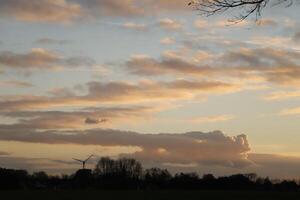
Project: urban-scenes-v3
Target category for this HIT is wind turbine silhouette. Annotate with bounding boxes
[73,154,94,169]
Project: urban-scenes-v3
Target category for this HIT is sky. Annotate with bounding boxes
[0,0,300,179]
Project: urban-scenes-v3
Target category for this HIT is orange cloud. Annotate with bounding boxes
[279,106,300,116]
[264,90,300,101]
[188,115,235,123]
[0,80,240,111]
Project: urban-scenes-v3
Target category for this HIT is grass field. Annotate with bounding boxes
[1,190,300,200]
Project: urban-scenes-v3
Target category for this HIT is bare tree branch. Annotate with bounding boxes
[188,0,297,22]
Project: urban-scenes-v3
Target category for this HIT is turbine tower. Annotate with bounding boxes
[73,154,94,169]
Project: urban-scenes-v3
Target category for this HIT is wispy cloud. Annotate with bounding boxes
[264,90,300,101]
[122,22,148,31]
[35,38,72,45]
[279,106,300,116]
[188,115,235,123]
[0,80,240,111]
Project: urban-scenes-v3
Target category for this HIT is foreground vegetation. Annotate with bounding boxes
[1,190,300,200]
[1,157,299,192]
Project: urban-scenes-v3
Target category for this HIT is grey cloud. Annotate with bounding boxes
[1,106,156,129]
[0,49,94,71]
[85,117,108,124]
[247,154,300,179]
[127,47,300,88]
[35,38,72,45]
[2,153,300,179]
[292,32,300,43]
[0,156,78,173]
[156,153,300,179]
[0,0,190,23]
[79,0,189,18]
[0,80,33,88]
[220,48,300,87]
[0,0,82,23]
[0,151,10,156]
[126,56,212,76]
[0,128,251,168]
[81,0,144,17]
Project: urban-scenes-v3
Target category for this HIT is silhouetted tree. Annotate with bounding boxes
[1,158,300,191]
[171,173,200,189]
[94,157,142,179]
[94,157,143,189]
[94,157,115,176]
[115,158,143,179]
[144,168,172,189]
[202,174,215,181]
[0,168,29,189]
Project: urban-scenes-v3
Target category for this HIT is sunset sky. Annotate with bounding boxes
[1,0,300,179]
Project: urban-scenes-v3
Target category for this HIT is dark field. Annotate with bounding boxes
[1,190,300,200]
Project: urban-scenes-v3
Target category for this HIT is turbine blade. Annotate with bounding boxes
[73,158,84,162]
[85,154,94,162]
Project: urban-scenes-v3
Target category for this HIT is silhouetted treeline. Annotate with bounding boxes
[0,157,299,191]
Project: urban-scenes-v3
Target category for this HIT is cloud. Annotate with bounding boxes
[35,38,72,45]
[194,18,253,30]
[188,115,235,123]
[85,117,108,124]
[257,19,278,27]
[292,31,300,43]
[126,47,300,88]
[81,0,144,17]
[0,0,82,23]
[126,55,212,76]
[0,156,77,173]
[160,37,176,45]
[215,20,250,28]
[1,105,160,129]
[194,19,208,29]
[122,22,147,31]
[126,52,255,79]
[158,18,183,31]
[0,151,10,156]
[80,0,189,18]
[247,154,300,179]
[0,80,240,111]
[0,48,94,71]
[0,128,251,168]
[0,0,191,23]
[264,90,300,101]
[220,48,300,87]
[279,106,300,116]
[0,80,33,88]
